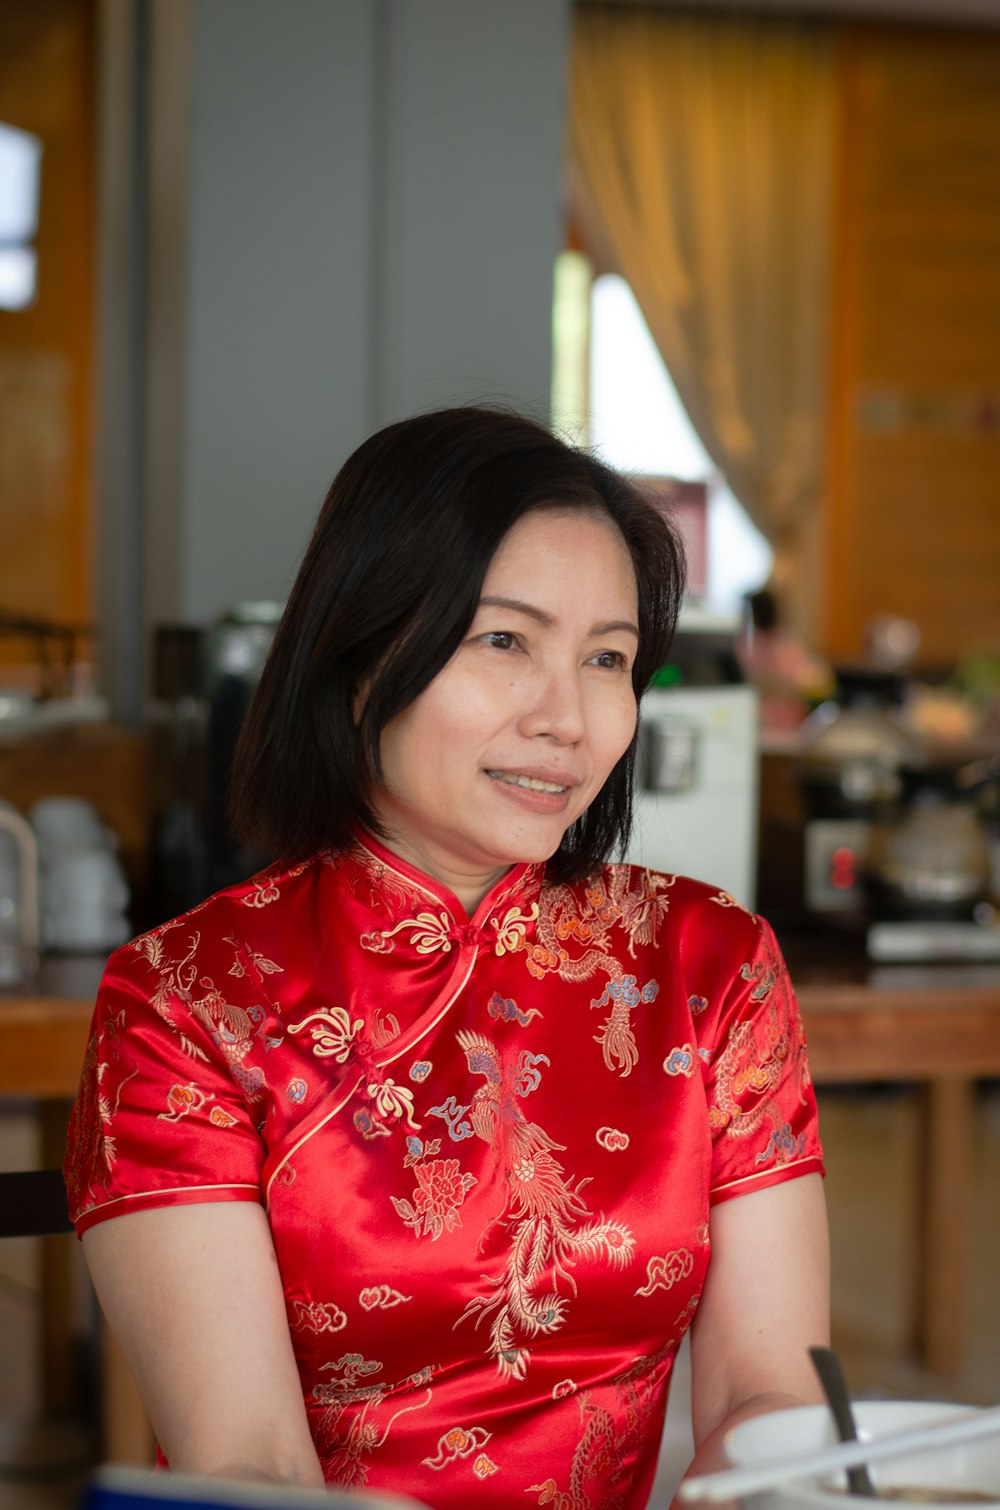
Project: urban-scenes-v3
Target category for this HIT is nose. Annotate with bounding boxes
[517,669,586,744]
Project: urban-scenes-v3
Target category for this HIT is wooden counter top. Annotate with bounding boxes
[3,944,1000,1098]
[0,955,103,1097]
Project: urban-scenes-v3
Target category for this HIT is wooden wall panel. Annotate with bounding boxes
[0,0,95,670]
[825,28,1000,666]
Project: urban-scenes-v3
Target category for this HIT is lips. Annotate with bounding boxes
[485,767,583,796]
[487,771,568,794]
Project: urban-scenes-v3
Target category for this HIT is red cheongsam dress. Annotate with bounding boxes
[65,835,824,1509]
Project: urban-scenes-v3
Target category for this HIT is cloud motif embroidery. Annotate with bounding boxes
[290,1299,347,1333]
[552,1379,577,1399]
[596,1126,630,1152]
[635,1249,694,1297]
[663,1045,696,1077]
[359,1285,412,1310]
[422,1425,492,1470]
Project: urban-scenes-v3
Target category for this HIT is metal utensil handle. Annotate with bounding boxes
[677,1404,1000,1504]
[809,1346,878,1498]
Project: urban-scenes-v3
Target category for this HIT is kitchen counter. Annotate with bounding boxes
[0,954,104,1097]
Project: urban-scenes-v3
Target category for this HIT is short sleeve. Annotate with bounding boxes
[698,913,824,1206]
[64,935,266,1237]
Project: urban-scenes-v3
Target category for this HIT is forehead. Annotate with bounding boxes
[483,507,637,595]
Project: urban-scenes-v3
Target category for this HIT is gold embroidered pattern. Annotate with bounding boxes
[359,1285,412,1310]
[360,910,454,956]
[288,1006,363,1062]
[634,1249,694,1297]
[455,1031,634,1381]
[422,1424,492,1470]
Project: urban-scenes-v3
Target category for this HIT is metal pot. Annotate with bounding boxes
[797,669,924,818]
[864,766,994,920]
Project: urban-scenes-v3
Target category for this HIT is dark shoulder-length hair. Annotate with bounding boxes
[228,406,686,884]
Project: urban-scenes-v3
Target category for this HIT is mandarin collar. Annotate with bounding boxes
[350,831,542,926]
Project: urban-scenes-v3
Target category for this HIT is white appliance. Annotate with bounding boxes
[625,684,759,909]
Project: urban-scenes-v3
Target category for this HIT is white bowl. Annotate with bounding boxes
[725,1401,1000,1510]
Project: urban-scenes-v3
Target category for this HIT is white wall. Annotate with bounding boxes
[133,0,570,635]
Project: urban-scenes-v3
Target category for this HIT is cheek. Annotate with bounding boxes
[595,691,638,774]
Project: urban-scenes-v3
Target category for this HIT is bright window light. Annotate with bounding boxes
[0,120,42,311]
[587,272,773,614]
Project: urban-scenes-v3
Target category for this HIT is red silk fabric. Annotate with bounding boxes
[65,837,823,1507]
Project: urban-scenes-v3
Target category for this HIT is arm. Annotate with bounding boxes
[684,1172,830,1482]
[83,1201,325,1487]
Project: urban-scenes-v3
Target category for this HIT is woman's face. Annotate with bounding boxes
[374,507,640,911]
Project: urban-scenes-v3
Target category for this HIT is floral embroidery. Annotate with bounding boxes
[359,1285,412,1310]
[491,902,539,956]
[455,1030,635,1381]
[634,1249,694,1297]
[663,1045,696,1077]
[288,1005,363,1062]
[403,1134,442,1167]
[364,1077,419,1129]
[487,991,541,1027]
[287,1078,307,1103]
[596,1126,629,1152]
[360,910,454,956]
[422,1424,492,1470]
[391,1157,477,1240]
[291,1300,347,1333]
[688,993,708,1014]
[409,1059,433,1081]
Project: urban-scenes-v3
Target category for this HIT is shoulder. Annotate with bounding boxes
[537,864,765,973]
[569,863,761,935]
[109,853,330,983]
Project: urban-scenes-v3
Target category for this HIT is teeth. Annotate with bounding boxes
[490,771,567,794]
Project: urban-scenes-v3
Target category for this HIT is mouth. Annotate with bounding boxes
[485,770,573,795]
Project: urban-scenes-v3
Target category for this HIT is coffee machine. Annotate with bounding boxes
[797,668,1000,959]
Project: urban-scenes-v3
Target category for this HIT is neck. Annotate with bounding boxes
[367,830,513,916]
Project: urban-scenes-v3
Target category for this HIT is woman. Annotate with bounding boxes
[65,408,828,1508]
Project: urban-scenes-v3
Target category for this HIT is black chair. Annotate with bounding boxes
[0,1167,73,1237]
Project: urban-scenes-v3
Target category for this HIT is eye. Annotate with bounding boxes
[590,649,630,671]
[479,631,519,651]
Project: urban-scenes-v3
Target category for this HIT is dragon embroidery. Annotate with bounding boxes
[455,1030,634,1381]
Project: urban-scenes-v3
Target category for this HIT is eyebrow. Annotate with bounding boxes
[478,595,640,640]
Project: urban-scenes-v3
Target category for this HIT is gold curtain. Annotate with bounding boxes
[570,8,836,627]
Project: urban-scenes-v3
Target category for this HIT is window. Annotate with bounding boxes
[553,253,772,614]
[0,121,42,311]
